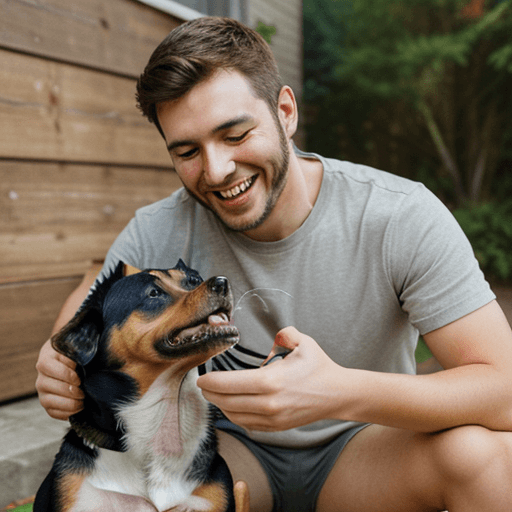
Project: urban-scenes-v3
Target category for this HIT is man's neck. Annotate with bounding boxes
[243,152,323,242]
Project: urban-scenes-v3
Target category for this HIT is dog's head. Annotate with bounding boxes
[51,260,239,449]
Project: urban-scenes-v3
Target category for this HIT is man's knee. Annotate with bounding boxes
[429,425,512,486]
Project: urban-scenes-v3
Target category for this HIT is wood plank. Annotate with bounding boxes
[0,0,180,78]
[0,277,82,402]
[0,161,183,282]
[0,49,172,165]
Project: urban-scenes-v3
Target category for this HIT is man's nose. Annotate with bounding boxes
[202,145,235,185]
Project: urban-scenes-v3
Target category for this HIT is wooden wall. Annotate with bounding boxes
[0,0,182,402]
[248,0,304,145]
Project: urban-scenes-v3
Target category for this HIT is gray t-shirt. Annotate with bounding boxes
[103,151,495,447]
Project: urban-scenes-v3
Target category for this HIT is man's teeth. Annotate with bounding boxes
[219,177,254,199]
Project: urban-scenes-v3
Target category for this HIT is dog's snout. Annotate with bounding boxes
[208,276,229,296]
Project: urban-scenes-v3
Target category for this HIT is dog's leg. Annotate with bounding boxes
[188,482,230,512]
[56,473,87,511]
[64,478,158,511]
[174,480,248,512]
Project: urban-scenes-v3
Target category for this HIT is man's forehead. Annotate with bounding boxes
[156,70,266,140]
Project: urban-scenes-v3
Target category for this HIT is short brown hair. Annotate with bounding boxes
[136,17,283,137]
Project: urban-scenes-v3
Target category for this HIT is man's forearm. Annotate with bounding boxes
[339,364,512,433]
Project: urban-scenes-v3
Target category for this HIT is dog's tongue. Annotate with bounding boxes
[207,312,230,326]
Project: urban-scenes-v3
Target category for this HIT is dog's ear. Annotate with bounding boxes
[51,261,129,366]
[51,307,102,367]
[175,258,188,272]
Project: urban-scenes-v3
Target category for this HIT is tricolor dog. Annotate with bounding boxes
[34,260,243,512]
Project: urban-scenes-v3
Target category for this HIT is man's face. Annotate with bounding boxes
[156,70,290,235]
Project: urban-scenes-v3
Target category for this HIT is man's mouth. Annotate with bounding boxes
[215,175,257,200]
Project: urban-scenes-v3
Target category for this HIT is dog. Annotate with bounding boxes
[34,260,245,512]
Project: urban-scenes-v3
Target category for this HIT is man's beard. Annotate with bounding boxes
[184,121,290,234]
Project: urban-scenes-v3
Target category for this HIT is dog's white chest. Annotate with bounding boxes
[83,369,212,512]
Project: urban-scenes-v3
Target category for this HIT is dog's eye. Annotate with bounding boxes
[183,273,203,290]
[148,288,162,298]
[188,275,202,287]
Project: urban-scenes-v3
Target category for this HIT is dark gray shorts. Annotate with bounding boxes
[216,420,370,512]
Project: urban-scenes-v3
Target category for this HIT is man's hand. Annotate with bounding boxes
[197,326,345,432]
[35,338,84,420]
[35,263,102,420]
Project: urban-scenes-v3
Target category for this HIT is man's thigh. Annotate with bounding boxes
[316,424,447,512]
[317,423,512,512]
[217,430,274,512]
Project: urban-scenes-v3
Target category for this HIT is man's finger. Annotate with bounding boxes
[55,352,78,371]
[274,326,301,350]
[40,394,84,420]
[36,358,81,388]
[197,368,264,395]
[38,376,84,400]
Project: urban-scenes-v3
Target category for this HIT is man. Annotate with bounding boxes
[36,17,512,511]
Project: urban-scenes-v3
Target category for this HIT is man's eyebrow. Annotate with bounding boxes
[166,114,254,153]
[212,114,254,133]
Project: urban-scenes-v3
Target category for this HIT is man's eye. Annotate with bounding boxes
[227,130,250,143]
[176,148,198,159]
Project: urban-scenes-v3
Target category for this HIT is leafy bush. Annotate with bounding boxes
[453,201,512,282]
[303,0,512,207]
[415,337,432,363]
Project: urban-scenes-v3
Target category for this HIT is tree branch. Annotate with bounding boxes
[417,100,466,202]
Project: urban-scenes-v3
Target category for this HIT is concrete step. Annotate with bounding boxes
[0,397,67,508]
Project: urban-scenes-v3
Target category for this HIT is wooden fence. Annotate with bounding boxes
[0,0,183,401]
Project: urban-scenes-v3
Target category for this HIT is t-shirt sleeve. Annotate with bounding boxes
[101,217,144,277]
[385,184,495,334]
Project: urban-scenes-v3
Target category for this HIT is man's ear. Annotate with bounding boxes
[277,85,298,139]
[51,307,102,367]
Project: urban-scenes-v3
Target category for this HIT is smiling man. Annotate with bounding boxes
[36,17,512,512]
[156,70,297,239]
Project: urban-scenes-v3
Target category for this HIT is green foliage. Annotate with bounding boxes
[9,505,32,512]
[489,43,512,71]
[303,0,512,206]
[415,337,433,363]
[453,200,512,281]
[255,21,276,44]
[332,0,511,102]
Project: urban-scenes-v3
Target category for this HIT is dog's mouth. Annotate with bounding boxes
[156,306,239,358]
[169,309,238,346]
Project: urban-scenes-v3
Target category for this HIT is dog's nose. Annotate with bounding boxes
[209,276,229,296]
